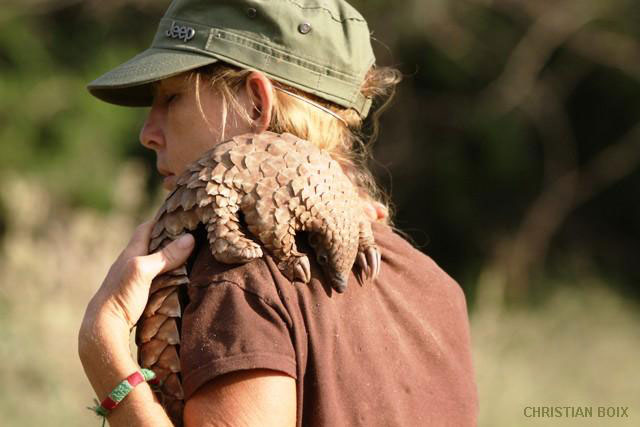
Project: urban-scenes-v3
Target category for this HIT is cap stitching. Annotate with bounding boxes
[205,27,361,83]
[205,31,362,106]
[205,46,356,105]
[284,0,366,24]
[204,29,371,114]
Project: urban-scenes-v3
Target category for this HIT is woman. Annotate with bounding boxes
[79,0,478,426]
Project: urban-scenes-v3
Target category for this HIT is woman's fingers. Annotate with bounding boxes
[363,202,377,221]
[363,201,389,222]
[373,202,389,221]
[121,220,155,259]
[99,233,195,329]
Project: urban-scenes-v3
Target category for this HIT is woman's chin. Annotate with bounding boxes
[162,175,177,191]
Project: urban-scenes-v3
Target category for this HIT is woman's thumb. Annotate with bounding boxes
[139,233,195,280]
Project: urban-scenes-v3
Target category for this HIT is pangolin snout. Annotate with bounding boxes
[331,274,349,293]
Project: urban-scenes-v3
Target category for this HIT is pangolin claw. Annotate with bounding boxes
[356,252,369,280]
[293,255,311,283]
[371,246,381,278]
[357,246,381,281]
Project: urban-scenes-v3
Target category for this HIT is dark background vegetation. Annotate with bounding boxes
[1,1,639,425]
[2,0,638,306]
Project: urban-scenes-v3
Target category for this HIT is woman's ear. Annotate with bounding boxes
[245,71,274,133]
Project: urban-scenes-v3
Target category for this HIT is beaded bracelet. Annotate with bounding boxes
[89,368,159,425]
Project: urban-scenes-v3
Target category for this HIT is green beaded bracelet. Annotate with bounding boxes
[88,368,158,425]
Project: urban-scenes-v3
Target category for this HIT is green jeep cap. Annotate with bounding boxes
[87,0,376,117]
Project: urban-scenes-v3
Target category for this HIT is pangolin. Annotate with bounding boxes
[136,131,381,425]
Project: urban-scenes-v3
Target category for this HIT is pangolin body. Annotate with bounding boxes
[136,131,380,425]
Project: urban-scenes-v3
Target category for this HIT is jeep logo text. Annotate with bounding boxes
[165,21,196,42]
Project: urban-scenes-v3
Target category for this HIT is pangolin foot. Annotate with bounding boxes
[281,255,311,283]
[213,240,263,264]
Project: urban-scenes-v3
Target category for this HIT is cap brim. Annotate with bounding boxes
[87,47,219,107]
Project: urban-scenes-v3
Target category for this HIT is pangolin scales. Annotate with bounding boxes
[136,131,381,425]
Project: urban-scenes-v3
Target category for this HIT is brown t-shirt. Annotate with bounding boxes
[180,222,478,426]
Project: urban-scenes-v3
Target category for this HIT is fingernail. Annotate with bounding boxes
[177,233,194,248]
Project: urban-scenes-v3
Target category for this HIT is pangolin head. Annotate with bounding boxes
[309,233,352,293]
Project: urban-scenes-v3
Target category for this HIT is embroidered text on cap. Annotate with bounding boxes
[165,21,196,42]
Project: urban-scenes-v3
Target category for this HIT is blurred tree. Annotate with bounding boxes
[1,0,638,304]
[362,0,640,302]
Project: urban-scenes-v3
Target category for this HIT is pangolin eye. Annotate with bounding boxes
[317,254,328,265]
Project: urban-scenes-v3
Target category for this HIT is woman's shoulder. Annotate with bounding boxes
[187,222,467,310]
[372,222,467,305]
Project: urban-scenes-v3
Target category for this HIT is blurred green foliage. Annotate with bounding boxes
[1,0,639,303]
[0,2,158,210]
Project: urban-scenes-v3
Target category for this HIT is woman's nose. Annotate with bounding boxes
[139,105,165,150]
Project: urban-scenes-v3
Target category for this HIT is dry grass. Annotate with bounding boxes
[0,173,638,426]
[473,277,640,426]
[0,169,148,427]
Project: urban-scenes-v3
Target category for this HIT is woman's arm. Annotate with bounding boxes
[185,370,296,427]
[78,221,296,427]
[79,313,172,426]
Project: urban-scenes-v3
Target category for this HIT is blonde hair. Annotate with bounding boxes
[190,63,402,223]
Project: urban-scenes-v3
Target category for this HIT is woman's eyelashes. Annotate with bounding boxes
[165,92,179,105]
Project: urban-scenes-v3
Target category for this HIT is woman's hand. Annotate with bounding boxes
[79,220,195,360]
[364,201,389,223]
[78,221,195,427]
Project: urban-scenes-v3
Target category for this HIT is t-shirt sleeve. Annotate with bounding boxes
[179,259,297,400]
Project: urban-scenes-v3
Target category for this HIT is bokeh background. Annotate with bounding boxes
[1,0,638,425]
